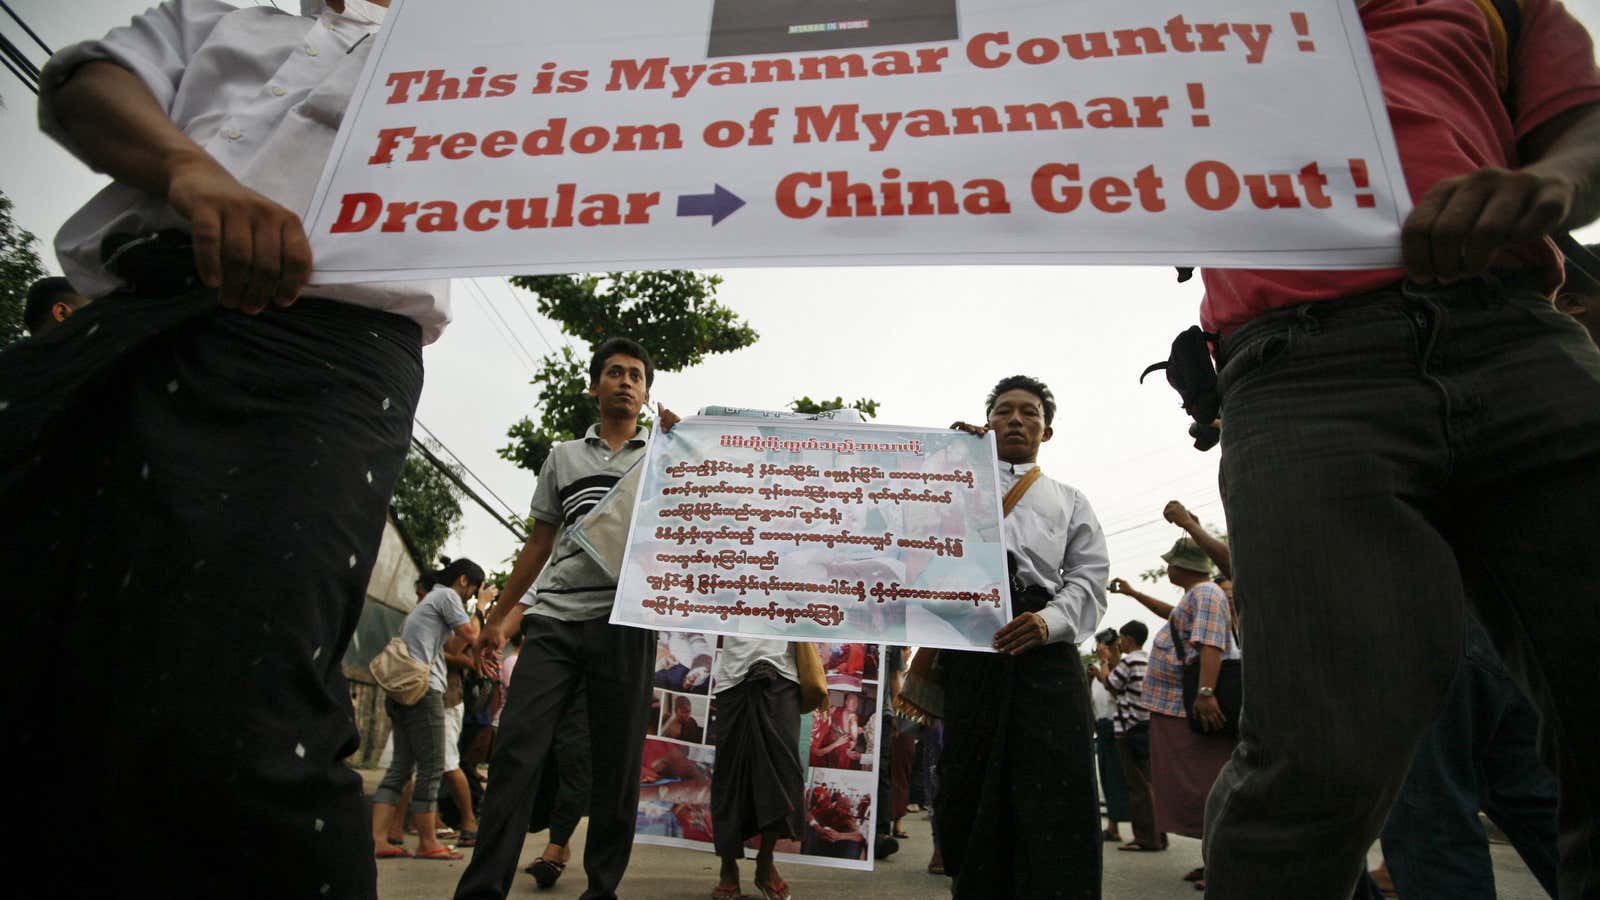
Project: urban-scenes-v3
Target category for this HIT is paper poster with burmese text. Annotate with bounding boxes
[610,416,1010,650]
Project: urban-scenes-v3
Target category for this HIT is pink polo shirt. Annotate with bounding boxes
[1201,0,1600,334]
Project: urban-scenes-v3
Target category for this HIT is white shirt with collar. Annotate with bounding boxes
[37,0,451,344]
[999,461,1110,645]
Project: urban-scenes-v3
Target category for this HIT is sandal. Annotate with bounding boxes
[1102,828,1123,843]
[754,876,791,900]
[893,829,910,839]
[1117,841,1165,852]
[529,857,566,889]
[374,846,411,859]
[416,846,464,861]
[711,884,741,900]
[1183,867,1206,882]
[455,830,477,848]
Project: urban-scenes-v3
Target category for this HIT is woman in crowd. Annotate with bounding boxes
[709,638,806,900]
[1113,538,1240,892]
[371,558,483,860]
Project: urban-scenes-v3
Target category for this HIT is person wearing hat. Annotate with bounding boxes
[6,2,449,898]
[1109,534,1238,892]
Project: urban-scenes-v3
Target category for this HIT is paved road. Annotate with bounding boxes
[363,771,1545,899]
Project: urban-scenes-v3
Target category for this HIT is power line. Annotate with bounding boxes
[0,31,40,94]
[0,41,36,94]
[483,278,559,355]
[410,436,527,544]
[465,278,542,373]
[460,280,539,374]
[414,419,523,520]
[0,1,51,56]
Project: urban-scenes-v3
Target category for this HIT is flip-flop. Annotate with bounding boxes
[386,838,405,847]
[416,847,464,861]
[1117,842,1164,852]
[530,857,566,888]
[754,876,790,900]
[455,830,478,848]
[1183,867,1206,882]
[711,884,741,900]
[375,846,411,859]
[1101,829,1123,843]
[894,829,911,839]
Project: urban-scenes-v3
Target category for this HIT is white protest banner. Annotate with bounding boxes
[304,0,1411,282]
[610,417,1009,650]
[638,633,885,871]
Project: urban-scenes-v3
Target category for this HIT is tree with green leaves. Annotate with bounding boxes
[0,191,48,347]
[790,396,880,419]
[390,443,466,566]
[498,271,760,472]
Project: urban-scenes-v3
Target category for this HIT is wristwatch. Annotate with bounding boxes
[1197,686,1216,698]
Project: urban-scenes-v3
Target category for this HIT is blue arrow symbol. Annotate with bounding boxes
[676,184,745,226]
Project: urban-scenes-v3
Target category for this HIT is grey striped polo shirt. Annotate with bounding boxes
[526,424,648,622]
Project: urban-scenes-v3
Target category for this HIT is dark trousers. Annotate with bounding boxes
[544,682,594,846]
[1203,277,1600,900]
[1095,717,1132,824]
[454,614,654,900]
[377,691,448,813]
[0,290,423,900]
[936,643,1102,899]
[1117,724,1163,849]
[922,721,944,850]
[1382,620,1559,899]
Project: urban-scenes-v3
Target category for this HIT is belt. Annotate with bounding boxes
[101,229,202,298]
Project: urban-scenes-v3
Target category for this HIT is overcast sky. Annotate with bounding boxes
[5,0,1598,646]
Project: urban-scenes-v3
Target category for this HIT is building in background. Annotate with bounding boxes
[343,510,427,767]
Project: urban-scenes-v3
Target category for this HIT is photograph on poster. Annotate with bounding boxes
[660,692,711,743]
[654,632,713,695]
[809,685,879,772]
[817,642,880,689]
[634,636,884,870]
[707,0,960,57]
[801,769,876,861]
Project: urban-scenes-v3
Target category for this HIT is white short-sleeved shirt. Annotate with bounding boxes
[37,0,451,342]
[402,586,470,693]
[712,638,798,694]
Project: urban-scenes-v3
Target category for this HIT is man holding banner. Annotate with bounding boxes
[1199,3,1600,899]
[458,338,661,900]
[6,2,446,898]
[938,375,1109,899]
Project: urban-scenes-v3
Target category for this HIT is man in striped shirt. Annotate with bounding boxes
[1102,620,1162,852]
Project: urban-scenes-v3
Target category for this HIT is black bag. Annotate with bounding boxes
[1140,325,1222,451]
[1180,644,1242,737]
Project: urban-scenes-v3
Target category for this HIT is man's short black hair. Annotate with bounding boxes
[986,375,1056,426]
[24,277,80,335]
[1118,620,1149,646]
[589,337,655,388]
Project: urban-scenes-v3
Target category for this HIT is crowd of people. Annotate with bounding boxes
[5,0,1600,899]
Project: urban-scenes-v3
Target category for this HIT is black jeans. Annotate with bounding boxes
[453,614,654,900]
[1202,277,1600,900]
[1382,619,1559,899]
